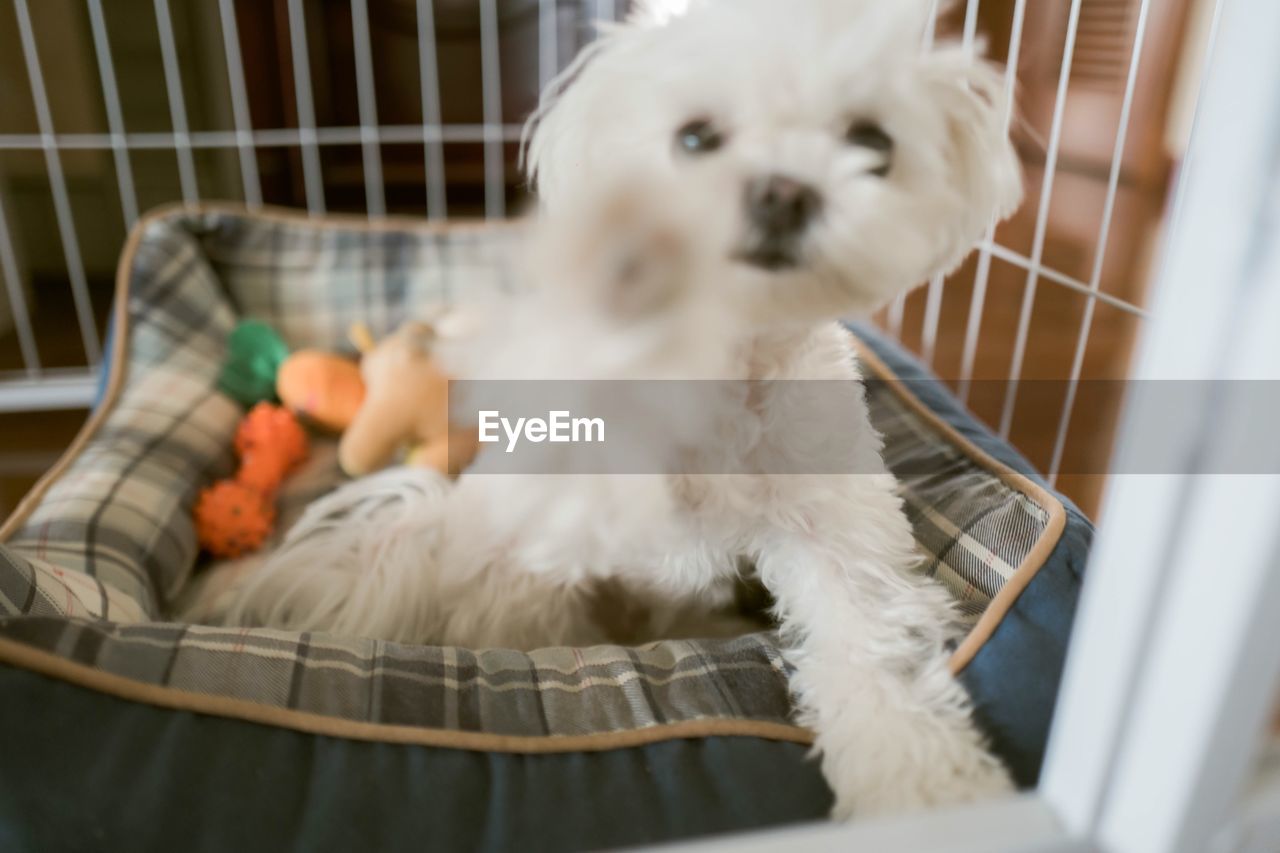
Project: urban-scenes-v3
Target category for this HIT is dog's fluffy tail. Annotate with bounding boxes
[220,466,451,643]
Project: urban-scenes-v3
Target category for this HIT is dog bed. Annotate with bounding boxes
[0,205,1092,853]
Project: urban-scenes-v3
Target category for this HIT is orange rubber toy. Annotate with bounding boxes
[194,403,309,558]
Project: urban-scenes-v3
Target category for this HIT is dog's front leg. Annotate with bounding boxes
[755,482,1013,818]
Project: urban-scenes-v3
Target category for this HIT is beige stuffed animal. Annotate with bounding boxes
[338,321,479,478]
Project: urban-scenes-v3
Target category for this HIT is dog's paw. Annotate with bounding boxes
[824,732,1014,821]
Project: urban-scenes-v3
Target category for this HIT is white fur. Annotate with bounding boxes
[212,0,1023,819]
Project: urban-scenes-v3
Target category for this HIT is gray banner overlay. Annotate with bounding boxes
[445,380,1280,475]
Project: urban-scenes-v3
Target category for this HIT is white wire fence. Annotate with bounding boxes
[887,0,1162,492]
[0,0,618,412]
[0,0,1165,492]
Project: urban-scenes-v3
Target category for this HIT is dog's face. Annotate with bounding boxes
[525,0,1023,326]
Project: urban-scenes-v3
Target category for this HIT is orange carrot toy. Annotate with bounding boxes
[194,403,308,558]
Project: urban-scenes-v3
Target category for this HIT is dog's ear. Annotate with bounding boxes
[522,0,709,199]
[920,49,1024,248]
[521,41,604,208]
[522,20,646,208]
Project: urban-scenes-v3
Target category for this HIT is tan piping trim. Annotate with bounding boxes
[0,636,814,751]
[851,337,1068,674]
[0,202,1063,734]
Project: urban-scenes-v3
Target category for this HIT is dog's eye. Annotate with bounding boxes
[675,119,724,156]
[845,120,893,176]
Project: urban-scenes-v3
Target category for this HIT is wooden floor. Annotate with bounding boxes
[0,408,86,519]
[0,279,108,518]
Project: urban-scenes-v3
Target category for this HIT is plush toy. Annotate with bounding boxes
[214,316,472,488]
[217,320,290,407]
[277,350,365,432]
[338,321,479,478]
[194,403,309,558]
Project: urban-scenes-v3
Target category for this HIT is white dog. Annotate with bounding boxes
[216,0,1023,818]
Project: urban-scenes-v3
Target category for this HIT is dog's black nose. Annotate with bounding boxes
[746,175,822,237]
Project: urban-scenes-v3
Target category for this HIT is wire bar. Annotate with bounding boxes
[351,0,386,216]
[921,275,945,366]
[478,0,507,219]
[0,126,527,151]
[920,0,981,368]
[153,0,200,203]
[286,0,326,215]
[886,293,907,339]
[538,0,560,91]
[1048,0,1153,483]
[981,242,1148,317]
[958,0,1028,403]
[86,0,140,227]
[13,0,102,365]
[416,0,448,219]
[906,0,944,351]
[0,370,99,412]
[0,195,41,374]
[998,0,1085,438]
[962,0,981,51]
[922,0,941,50]
[217,0,262,208]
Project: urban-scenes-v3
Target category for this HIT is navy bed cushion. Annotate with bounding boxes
[0,665,832,853]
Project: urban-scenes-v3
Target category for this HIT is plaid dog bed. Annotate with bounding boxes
[0,206,1090,849]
